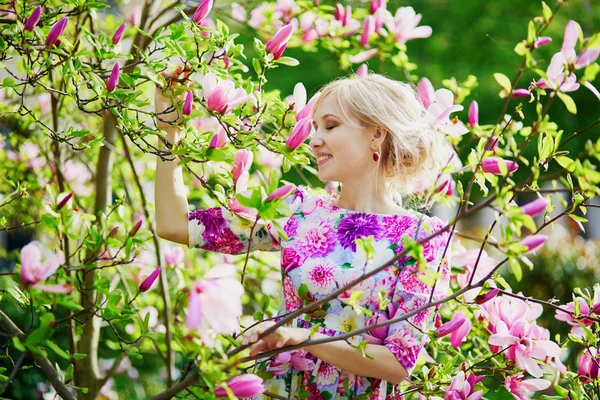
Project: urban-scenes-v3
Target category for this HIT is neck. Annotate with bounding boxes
[335,176,400,214]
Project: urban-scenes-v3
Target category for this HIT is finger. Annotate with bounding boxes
[249,340,267,356]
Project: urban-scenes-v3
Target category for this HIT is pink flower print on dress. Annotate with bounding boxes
[384,328,420,371]
[300,259,341,295]
[296,220,337,258]
[316,362,340,386]
[282,247,303,274]
[283,276,303,311]
[381,214,418,245]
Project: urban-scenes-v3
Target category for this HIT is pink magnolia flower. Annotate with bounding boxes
[437,311,471,348]
[483,295,543,333]
[202,72,249,114]
[231,149,253,185]
[370,0,386,14]
[537,52,579,92]
[475,288,500,305]
[417,77,435,108]
[231,3,247,22]
[128,6,141,27]
[248,3,269,30]
[129,219,143,237]
[453,248,497,302]
[269,350,316,376]
[561,20,600,69]
[360,16,375,47]
[266,24,294,60]
[193,0,214,24]
[512,89,530,98]
[186,264,244,346]
[215,374,264,398]
[363,312,389,344]
[208,127,229,149]
[46,17,68,46]
[519,234,548,253]
[267,184,295,201]
[385,6,432,44]
[183,91,193,115]
[481,157,518,175]
[356,64,368,77]
[56,192,73,210]
[425,88,469,138]
[504,373,550,400]
[534,36,552,48]
[577,347,599,383]
[444,371,484,400]
[112,23,126,45]
[489,319,562,378]
[161,243,184,267]
[555,297,594,337]
[468,100,478,128]
[348,48,378,64]
[286,118,312,149]
[106,63,120,92]
[296,92,321,121]
[24,6,42,32]
[139,267,161,292]
[520,198,549,217]
[20,241,70,293]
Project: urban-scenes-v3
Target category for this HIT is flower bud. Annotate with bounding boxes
[24,6,42,32]
[286,118,312,150]
[468,100,478,128]
[512,88,530,98]
[112,23,126,45]
[56,192,73,210]
[356,64,368,77]
[334,4,344,20]
[520,198,549,218]
[193,0,214,24]
[534,36,552,48]
[519,234,548,253]
[46,17,68,46]
[106,63,120,92]
[267,184,295,201]
[481,157,518,175]
[108,226,119,238]
[360,16,374,47]
[475,288,499,304]
[139,267,161,292]
[183,91,193,115]
[215,374,264,398]
[266,24,294,60]
[128,219,143,237]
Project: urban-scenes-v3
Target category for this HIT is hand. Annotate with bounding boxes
[241,321,311,357]
[155,65,193,129]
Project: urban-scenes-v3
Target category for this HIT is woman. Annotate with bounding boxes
[155,71,452,399]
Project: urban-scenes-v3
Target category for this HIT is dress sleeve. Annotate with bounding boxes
[383,216,451,376]
[187,186,305,254]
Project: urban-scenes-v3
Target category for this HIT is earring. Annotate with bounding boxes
[372,151,380,162]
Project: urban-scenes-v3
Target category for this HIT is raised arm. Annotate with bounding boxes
[155,68,189,245]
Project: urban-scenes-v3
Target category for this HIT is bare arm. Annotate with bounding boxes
[154,67,190,245]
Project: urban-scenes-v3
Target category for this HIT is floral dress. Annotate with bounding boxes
[188,186,451,400]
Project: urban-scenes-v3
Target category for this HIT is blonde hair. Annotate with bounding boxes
[312,73,456,206]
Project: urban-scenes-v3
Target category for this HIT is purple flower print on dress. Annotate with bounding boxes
[189,208,227,239]
[384,328,420,371]
[283,216,299,237]
[202,228,244,254]
[425,216,449,249]
[296,220,337,258]
[337,213,380,251]
[282,247,303,274]
[381,214,418,244]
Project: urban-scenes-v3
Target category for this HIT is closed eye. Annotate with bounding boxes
[326,125,337,130]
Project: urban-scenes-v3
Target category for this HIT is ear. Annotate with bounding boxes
[370,127,387,150]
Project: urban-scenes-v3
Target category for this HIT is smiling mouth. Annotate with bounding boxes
[317,155,332,165]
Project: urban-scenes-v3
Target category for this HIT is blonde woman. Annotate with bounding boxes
[155,72,452,399]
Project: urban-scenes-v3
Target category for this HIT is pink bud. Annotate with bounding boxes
[296,93,321,121]
[519,234,548,253]
[215,374,264,398]
[434,313,442,328]
[183,91,193,115]
[468,100,478,128]
[437,312,471,348]
[512,88,530,98]
[112,23,126,45]
[286,118,313,150]
[24,6,42,32]
[46,17,68,46]
[266,24,294,60]
[356,64,368,77]
[106,63,120,92]
[370,0,383,14]
[267,184,295,201]
[481,157,518,175]
[128,219,143,237]
[535,36,552,48]
[342,5,351,27]
[108,226,119,238]
[360,16,374,48]
[593,303,600,315]
[232,149,253,183]
[193,0,214,24]
[475,288,499,304]
[417,78,435,109]
[520,197,549,217]
[435,178,454,196]
[129,6,141,27]
[484,137,499,153]
[334,4,344,21]
[139,267,161,292]
[436,316,465,338]
[56,192,73,210]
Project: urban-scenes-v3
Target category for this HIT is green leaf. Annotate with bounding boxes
[45,340,70,359]
[541,2,552,21]
[527,21,536,44]
[510,258,522,282]
[72,353,88,360]
[493,73,512,93]
[2,77,15,87]
[557,92,577,114]
[298,284,309,300]
[556,156,575,171]
[276,57,300,66]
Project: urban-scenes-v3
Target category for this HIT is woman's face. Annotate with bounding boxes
[309,94,378,184]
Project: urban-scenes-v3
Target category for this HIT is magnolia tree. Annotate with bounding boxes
[0,0,599,399]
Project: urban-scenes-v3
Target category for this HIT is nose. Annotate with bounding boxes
[309,129,324,151]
